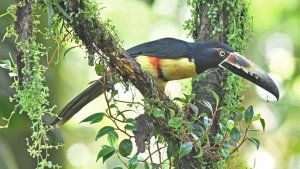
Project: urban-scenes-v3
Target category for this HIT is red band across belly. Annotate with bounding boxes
[149,57,168,81]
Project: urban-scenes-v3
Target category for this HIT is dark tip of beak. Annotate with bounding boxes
[221,61,280,101]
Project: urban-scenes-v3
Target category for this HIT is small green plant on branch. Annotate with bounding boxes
[1,1,64,168]
[183,0,254,167]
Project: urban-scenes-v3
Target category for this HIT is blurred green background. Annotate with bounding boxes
[0,0,299,169]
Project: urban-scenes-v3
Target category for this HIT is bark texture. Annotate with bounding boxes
[14,1,32,88]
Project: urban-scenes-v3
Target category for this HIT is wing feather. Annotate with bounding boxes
[126,38,193,59]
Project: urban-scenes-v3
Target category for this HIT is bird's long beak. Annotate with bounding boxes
[219,52,279,100]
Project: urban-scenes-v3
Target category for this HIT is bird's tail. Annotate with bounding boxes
[50,77,106,127]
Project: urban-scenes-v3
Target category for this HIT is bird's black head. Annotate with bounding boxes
[191,42,279,100]
[192,42,234,73]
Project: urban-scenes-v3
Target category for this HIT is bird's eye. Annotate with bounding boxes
[219,51,226,57]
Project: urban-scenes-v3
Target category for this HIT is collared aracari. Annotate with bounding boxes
[51,38,279,127]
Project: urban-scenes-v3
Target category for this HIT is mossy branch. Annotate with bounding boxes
[50,0,178,145]
[54,0,169,103]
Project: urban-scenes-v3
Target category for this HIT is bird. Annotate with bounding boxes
[50,37,279,127]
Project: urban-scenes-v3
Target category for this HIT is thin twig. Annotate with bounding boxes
[114,99,144,106]
[156,141,163,169]
[147,142,154,165]
[141,145,166,162]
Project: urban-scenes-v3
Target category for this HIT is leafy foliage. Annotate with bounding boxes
[80,112,105,124]
[184,0,255,168]
[97,145,115,162]
[94,87,264,168]
[1,0,265,169]
[179,142,193,158]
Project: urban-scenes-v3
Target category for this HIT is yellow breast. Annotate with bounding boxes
[160,58,197,80]
[135,55,197,89]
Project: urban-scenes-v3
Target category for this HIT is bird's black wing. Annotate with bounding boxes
[126,38,193,59]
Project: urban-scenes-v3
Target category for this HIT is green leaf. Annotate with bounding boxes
[0,60,11,69]
[96,145,115,162]
[214,134,223,145]
[63,45,80,58]
[208,89,219,107]
[221,149,229,158]
[96,126,115,141]
[193,146,203,158]
[111,89,119,97]
[247,136,260,149]
[192,124,205,136]
[153,108,165,118]
[109,104,118,109]
[222,106,238,113]
[218,123,225,132]
[190,133,201,148]
[144,162,150,169]
[168,117,183,128]
[237,106,246,112]
[235,112,243,122]
[170,109,176,118]
[80,112,105,124]
[204,135,210,147]
[124,124,137,131]
[230,127,240,142]
[103,149,116,163]
[260,118,266,132]
[128,154,138,169]
[203,117,212,128]
[167,141,179,159]
[226,120,235,130]
[95,63,106,76]
[188,103,199,114]
[184,94,195,101]
[252,114,261,121]
[107,131,118,147]
[118,139,133,157]
[200,100,213,113]
[53,2,72,21]
[126,118,136,124]
[179,142,193,158]
[244,105,254,123]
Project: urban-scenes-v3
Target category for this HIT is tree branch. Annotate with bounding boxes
[52,0,178,153]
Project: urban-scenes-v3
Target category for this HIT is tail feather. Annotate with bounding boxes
[50,77,105,127]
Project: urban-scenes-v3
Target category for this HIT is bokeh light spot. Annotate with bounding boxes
[248,150,276,169]
[266,48,295,79]
[265,33,295,79]
[291,75,300,101]
[153,0,178,15]
[67,143,91,167]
